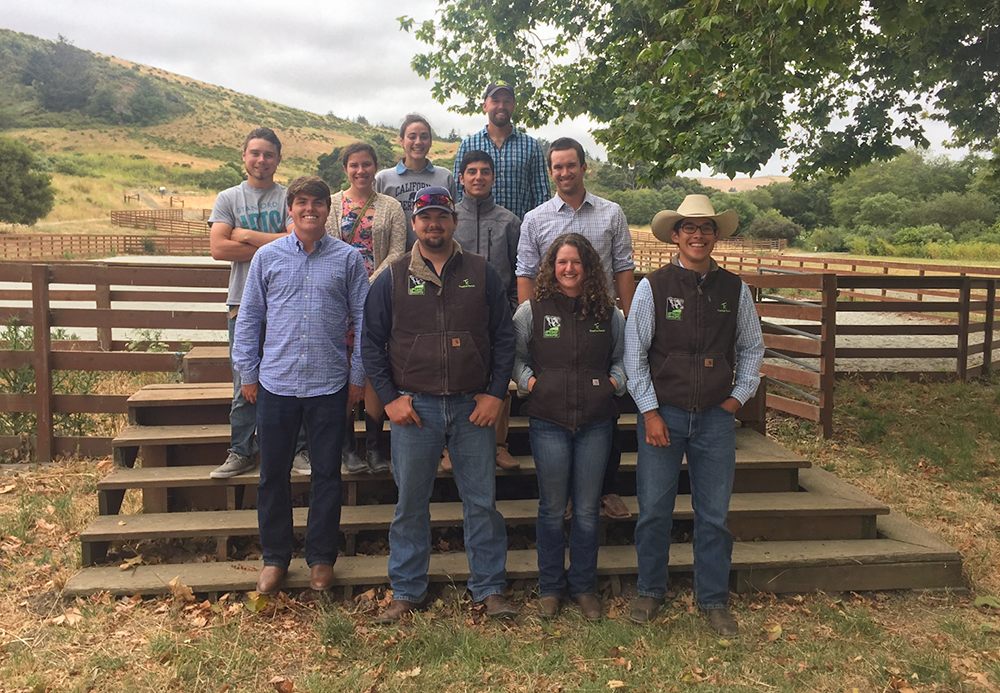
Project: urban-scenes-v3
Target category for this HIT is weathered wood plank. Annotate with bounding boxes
[64,534,961,597]
[83,491,887,543]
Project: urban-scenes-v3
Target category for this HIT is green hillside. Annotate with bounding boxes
[0,29,457,227]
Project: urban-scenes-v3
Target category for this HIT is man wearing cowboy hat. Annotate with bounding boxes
[624,194,764,636]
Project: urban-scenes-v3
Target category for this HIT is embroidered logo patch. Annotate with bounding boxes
[452,337,461,347]
[589,322,606,334]
[705,358,714,367]
[543,315,561,338]
[717,301,731,313]
[458,278,476,289]
[408,276,425,295]
[592,378,601,386]
[666,296,684,321]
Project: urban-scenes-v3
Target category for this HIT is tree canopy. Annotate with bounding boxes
[400,0,999,180]
[0,137,55,226]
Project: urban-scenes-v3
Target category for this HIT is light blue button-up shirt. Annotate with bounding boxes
[233,230,369,397]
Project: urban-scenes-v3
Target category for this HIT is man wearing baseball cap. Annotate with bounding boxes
[624,194,764,635]
[361,186,517,623]
[453,80,550,221]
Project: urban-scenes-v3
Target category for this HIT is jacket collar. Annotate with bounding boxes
[457,194,496,215]
[408,240,463,288]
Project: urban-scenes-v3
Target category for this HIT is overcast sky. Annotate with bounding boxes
[4,0,959,178]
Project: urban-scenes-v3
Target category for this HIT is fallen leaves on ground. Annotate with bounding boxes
[167,576,194,603]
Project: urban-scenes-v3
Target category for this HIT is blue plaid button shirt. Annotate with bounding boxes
[233,231,369,397]
[454,126,551,221]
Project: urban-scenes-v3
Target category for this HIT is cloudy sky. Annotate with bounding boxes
[4,0,959,178]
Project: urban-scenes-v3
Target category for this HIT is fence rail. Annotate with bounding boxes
[0,261,230,461]
[110,209,208,235]
[0,234,210,261]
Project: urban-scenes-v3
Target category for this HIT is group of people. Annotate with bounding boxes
[207,79,764,636]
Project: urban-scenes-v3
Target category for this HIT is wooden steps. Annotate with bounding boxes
[81,485,888,566]
[182,346,230,384]
[65,516,963,598]
[62,379,963,598]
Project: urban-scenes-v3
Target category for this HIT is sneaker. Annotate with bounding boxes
[343,445,368,474]
[292,450,311,476]
[210,451,255,479]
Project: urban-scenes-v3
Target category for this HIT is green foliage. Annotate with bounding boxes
[316,149,346,190]
[198,163,243,191]
[853,192,909,230]
[22,35,96,113]
[891,224,954,247]
[831,151,973,227]
[746,209,803,241]
[0,136,55,225]
[803,226,850,252]
[400,1,1000,180]
[605,188,671,227]
[766,179,835,230]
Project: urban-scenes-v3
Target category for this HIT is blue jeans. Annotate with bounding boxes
[228,310,306,457]
[634,404,736,610]
[530,417,612,597]
[256,385,347,568]
[388,393,507,603]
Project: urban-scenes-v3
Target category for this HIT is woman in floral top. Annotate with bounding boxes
[327,142,406,475]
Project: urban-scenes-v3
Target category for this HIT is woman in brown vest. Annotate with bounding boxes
[512,233,627,620]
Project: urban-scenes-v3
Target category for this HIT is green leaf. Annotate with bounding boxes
[974,596,1000,610]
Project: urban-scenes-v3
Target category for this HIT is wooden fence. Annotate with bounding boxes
[0,234,211,261]
[632,233,786,254]
[0,262,229,461]
[2,257,996,459]
[110,209,208,235]
[744,273,837,438]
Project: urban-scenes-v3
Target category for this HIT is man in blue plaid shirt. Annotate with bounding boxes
[453,80,550,221]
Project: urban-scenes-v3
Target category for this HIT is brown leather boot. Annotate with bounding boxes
[256,566,286,595]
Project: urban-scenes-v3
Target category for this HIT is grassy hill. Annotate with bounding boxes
[0,28,458,228]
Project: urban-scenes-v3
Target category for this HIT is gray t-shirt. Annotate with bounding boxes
[209,181,289,305]
[374,162,456,249]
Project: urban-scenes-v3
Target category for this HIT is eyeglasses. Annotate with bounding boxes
[412,193,455,214]
[678,222,718,235]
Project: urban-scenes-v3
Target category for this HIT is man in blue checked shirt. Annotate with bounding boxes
[624,194,764,637]
[232,175,369,597]
[453,80,550,221]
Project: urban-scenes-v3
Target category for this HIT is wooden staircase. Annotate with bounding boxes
[64,347,963,597]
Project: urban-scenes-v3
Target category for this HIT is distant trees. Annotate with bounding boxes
[21,35,95,113]
[21,35,185,126]
[0,137,56,226]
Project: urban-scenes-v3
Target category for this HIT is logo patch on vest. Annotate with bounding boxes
[452,337,461,347]
[717,301,731,313]
[589,322,606,333]
[705,358,714,367]
[408,276,425,295]
[543,315,561,338]
[666,296,684,321]
[458,278,476,289]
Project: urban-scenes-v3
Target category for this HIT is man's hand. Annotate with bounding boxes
[720,397,741,413]
[385,394,421,427]
[643,410,670,447]
[470,393,503,427]
[527,376,536,392]
[347,383,365,408]
[241,383,258,404]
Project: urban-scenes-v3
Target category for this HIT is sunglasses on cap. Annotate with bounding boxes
[412,193,455,214]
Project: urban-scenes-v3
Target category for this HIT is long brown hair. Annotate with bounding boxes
[533,233,615,320]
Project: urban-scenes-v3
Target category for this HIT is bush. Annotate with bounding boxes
[891,224,954,246]
[804,226,849,252]
[746,209,803,241]
[846,235,870,255]
[852,192,908,230]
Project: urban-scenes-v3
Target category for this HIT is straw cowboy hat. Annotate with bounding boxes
[650,194,739,241]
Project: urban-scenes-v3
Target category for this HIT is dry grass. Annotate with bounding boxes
[2,378,1000,692]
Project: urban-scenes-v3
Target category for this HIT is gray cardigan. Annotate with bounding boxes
[327,191,406,281]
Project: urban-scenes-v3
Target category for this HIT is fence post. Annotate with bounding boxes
[983,280,996,377]
[31,264,54,462]
[957,276,971,381]
[820,273,837,439]
[95,265,112,351]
